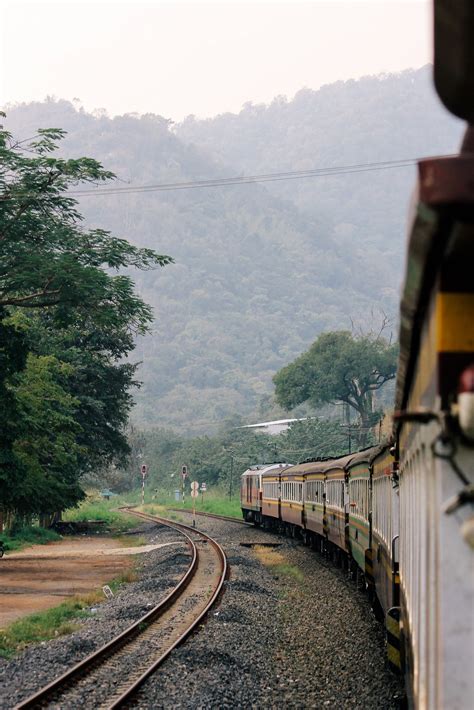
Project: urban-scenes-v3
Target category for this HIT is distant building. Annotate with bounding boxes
[239,418,306,436]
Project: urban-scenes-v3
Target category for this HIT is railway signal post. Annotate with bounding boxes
[140,464,148,506]
[181,465,188,503]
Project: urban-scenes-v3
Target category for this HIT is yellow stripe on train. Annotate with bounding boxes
[436,293,474,352]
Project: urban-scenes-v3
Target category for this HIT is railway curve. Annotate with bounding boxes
[14,509,227,710]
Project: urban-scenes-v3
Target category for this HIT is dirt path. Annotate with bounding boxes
[0,537,175,627]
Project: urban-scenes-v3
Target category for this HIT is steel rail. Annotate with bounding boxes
[107,508,227,708]
[14,509,226,709]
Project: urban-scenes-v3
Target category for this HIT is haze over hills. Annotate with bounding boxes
[5,66,463,434]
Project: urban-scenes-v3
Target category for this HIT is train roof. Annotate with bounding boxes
[264,445,388,477]
[241,463,291,477]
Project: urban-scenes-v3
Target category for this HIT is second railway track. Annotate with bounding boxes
[15,509,227,710]
[166,508,250,525]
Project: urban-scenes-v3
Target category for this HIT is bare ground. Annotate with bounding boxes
[0,536,175,627]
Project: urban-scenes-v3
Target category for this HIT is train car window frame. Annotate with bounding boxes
[349,477,369,521]
[326,480,344,510]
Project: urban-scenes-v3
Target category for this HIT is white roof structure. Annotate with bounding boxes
[239,418,306,436]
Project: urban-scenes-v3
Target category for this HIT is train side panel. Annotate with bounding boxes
[324,468,347,551]
[240,470,262,522]
[395,139,474,707]
[347,461,371,573]
[280,472,304,529]
[303,473,325,537]
[371,448,399,615]
[262,473,281,521]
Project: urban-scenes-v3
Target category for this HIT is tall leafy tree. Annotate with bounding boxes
[273,331,398,444]
[0,119,172,516]
[0,120,171,316]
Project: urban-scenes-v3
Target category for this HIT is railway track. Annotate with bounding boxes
[166,508,250,525]
[15,509,227,710]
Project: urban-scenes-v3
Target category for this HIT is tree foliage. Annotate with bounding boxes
[0,121,172,516]
[273,330,398,434]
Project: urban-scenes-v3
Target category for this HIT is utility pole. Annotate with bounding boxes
[229,455,234,500]
[181,465,187,503]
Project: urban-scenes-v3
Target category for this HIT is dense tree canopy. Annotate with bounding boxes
[0,120,172,517]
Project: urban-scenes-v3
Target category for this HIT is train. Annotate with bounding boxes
[241,5,474,708]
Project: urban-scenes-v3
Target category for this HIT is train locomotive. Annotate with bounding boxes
[241,5,474,707]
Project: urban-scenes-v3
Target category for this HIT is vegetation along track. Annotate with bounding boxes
[15,508,227,710]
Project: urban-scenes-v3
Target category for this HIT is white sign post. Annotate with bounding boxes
[200,481,207,505]
[191,481,199,527]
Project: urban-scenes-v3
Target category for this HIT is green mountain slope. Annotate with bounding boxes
[5,67,462,433]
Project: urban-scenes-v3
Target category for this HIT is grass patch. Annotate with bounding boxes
[148,489,243,519]
[64,497,138,532]
[253,545,305,583]
[115,534,147,548]
[0,565,140,658]
[174,495,242,518]
[136,504,184,523]
[0,596,93,658]
[96,487,243,520]
[0,526,62,554]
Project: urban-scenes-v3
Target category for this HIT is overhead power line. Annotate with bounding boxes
[1,155,449,202]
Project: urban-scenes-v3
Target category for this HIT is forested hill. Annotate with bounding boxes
[177,65,463,268]
[5,67,463,434]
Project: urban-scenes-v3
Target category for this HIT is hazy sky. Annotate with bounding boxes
[2,0,431,121]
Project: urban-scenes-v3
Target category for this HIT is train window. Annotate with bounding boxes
[326,480,344,509]
[263,480,280,500]
[349,478,369,520]
[305,479,324,504]
[373,476,391,545]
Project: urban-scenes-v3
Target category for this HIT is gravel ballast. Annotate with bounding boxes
[0,513,404,708]
[135,513,404,709]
